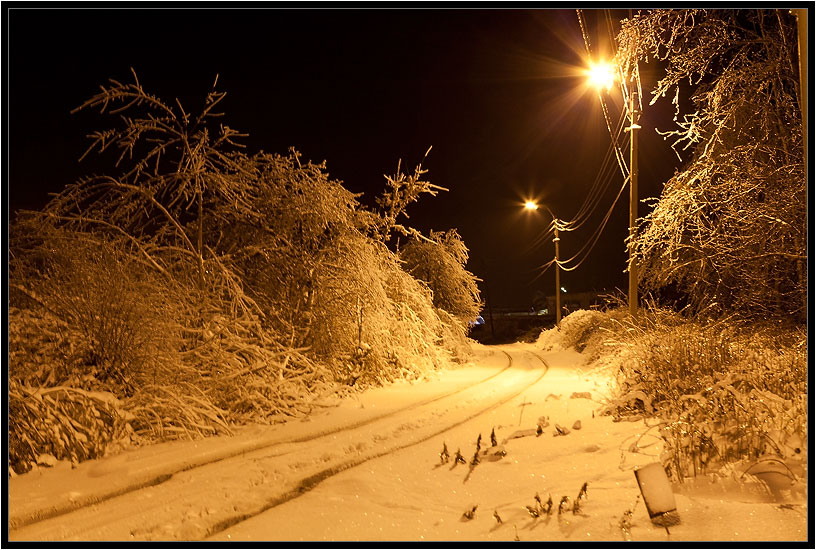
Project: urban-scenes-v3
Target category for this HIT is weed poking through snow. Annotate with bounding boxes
[453,448,466,466]
[440,442,450,464]
[558,496,571,514]
[577,482,588,503]
[619,494,641,541]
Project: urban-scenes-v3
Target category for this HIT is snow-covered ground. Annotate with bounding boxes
[8,343,808,543]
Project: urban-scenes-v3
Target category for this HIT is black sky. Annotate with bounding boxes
[7,6,682,309]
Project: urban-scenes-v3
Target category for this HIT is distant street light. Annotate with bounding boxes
[587,59,640,316]
[525,201,562,329]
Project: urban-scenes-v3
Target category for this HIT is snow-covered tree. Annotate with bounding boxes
[399,229,482,325]
[44,69,257,302]
[617,9,806,320]
[9,70,480,473]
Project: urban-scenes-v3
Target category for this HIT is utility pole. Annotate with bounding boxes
[793,8,808,321]
[553,222,562,329]
[627,85,641,317]
[523,200,562,329]
[794,9,807,180]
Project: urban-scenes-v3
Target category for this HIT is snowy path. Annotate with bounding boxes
[10,347,543,541]
[9,344,807,542]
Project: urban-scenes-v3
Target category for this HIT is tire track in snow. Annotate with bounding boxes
[9,350,513,532]
[203,350,549,540]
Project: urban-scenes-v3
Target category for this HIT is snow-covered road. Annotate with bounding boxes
[9,344,807,542]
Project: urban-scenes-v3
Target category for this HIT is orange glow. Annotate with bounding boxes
[524,200,539,211]
[586,61,614,91]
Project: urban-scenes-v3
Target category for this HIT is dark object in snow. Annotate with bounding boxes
[490,428,498,447]
[493,509,503,524]
[480,444,506,462]
[554,424,570,436]
[470,449,480,467]
[558,496,571,514]
[534,492,542,509]
[454,449,466,465]
[440,442,450,464]
[461,505,478,521]
[504,428,537,442]
[634,462,679,525]
[571,391,592,400]
[475,433,482,453]
[572,420,582,430]
[514,525,520,541]
[536,424,544,437]
[525,505,540,518]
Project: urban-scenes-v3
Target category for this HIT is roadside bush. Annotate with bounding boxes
[9,225,182,397]
[399,229,481,325]
[536,308,621,357]
[8,73,478,474]
[309,233,446,387]
[601,312,807,481]
[537,306,806,482]
[9,381,133,474]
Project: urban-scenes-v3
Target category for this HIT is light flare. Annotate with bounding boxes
[586,61,615,91]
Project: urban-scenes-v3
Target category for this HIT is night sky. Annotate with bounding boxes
[7,7,682,309]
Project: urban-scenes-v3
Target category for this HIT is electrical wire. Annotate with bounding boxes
[560,107,628,232]
[540,9,634,274]
[560,9,629,236]
[557,175,629,272]
[530,257,557,282]
[525,225,556,256]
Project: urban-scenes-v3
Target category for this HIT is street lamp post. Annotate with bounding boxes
[588,60,639,316]
[553,221,562,328]
[627,85,640,317]
[525,201,562,329]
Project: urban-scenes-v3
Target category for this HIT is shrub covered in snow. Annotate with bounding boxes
[536,308,620,357]
[399,229,481,325]
[8,381,134,474]
[534,305,807,483]
[601,310,807,481]
[8,72,477,472]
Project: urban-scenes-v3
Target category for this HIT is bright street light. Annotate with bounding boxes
[587,61,615,91]
[524,200,538,211]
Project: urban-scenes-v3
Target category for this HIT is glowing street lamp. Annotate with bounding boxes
[587,61,615,92]
[525,200,562,329]
[588,58,640,316]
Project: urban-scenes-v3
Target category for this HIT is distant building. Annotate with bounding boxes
[545,290,610,315]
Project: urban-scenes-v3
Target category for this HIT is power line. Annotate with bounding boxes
[544,10,631,274]
[557,175,628,272]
